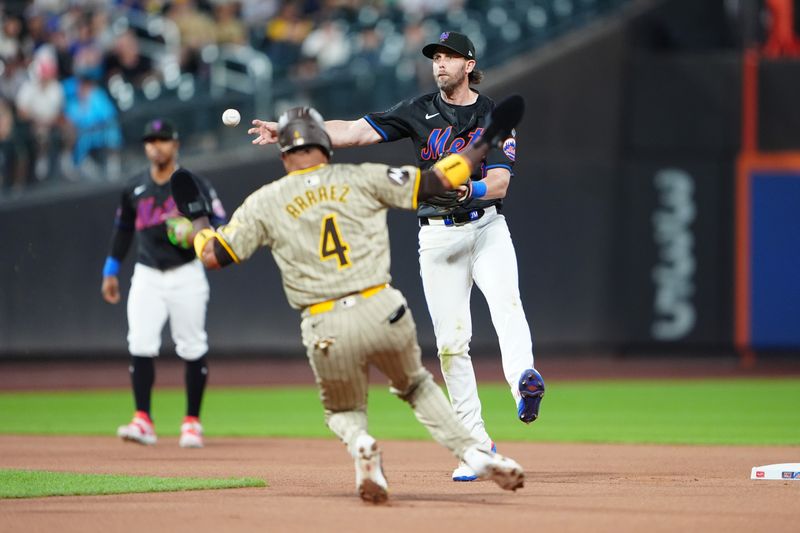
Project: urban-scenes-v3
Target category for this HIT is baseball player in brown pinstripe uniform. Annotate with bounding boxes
[173,106,525,503]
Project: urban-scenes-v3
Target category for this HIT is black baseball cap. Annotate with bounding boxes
[142,119,179,142]
[422,31,476,61]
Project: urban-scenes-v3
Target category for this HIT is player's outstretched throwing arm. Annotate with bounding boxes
[180,95,523,269]
[173,142,487,271]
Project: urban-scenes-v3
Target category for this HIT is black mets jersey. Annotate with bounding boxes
[109,168,226,270]
[363,91,516,218]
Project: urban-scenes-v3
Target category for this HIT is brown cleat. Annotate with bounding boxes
[359,479,389,504]
[354,435,389,504]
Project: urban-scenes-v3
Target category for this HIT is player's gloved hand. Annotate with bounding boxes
[166,216,194,249]
[429,150,472,206]
[171,169,212,220]
[426,190,463,208]
[481,94,525,149]
[455,182,472,203]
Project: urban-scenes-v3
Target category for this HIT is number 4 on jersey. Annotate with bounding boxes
[319,214,351,269]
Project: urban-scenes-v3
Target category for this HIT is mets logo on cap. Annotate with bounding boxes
[503,137,516,162]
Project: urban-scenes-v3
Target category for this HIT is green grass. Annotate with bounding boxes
[0,379,798,445]
[0,469,265,498]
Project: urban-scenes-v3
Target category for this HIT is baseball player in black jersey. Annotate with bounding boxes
[101,118,226,448]
[250,31,545,481]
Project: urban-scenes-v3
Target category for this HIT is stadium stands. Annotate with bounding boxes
[0,0,631,198]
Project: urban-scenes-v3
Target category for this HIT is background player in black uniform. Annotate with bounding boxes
[249,31,545,482]
[101,119,225,448]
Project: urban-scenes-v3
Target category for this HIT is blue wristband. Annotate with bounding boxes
[471,180,487,199]
[103,257,120,277]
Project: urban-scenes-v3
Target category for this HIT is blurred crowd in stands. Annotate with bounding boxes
[0,0,797,198]
[1,3,122,194]
[0,0,477,197]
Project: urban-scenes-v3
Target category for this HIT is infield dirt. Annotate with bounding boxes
[1,435,799,532]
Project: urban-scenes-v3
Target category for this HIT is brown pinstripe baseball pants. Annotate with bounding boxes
[300,286,478,458]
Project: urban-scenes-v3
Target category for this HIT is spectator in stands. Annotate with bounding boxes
[0,97,23,195]
[69,15,105,83]
[212,0,247,46]
[21,9,47,55]
[90,9,115,52]
[0,51,27,104]
[63,68,122,181]
[397,0,463,17]
[300,18,350,71]
[167,0,216,74]
[15,52,65,182]
[47,24,75,80]
[114,0,149,13]
[351,25,389,110]
[0,47,27,187]
[352,24,383,70]
[0,14,23,61]
[104,29,156,89]
[399,19,433,93]
[240,0,279,48]
[69,15,98,61]
[56,4,85,47]
[264,0,313,76]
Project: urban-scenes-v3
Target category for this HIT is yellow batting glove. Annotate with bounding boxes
[193,228,216,259]
[433,154,472,188]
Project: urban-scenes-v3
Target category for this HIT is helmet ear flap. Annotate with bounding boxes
[277,106,333,157]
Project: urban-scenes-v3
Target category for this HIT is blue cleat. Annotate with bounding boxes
[452,463,479,482]
[517,369,545,424]
[452,442,497,481]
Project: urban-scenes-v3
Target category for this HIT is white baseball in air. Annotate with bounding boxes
[222,108,241,127]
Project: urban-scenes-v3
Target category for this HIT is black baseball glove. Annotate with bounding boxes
[481,94,525,149]
[425,189,463,208]
[171,168,212,220]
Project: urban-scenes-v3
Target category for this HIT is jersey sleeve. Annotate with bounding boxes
[359,163,421,211]
[194,175,227,227]
[362,99,415,142]
[214,187,271,263]
[108,185,136,262]
[484,129,516,176]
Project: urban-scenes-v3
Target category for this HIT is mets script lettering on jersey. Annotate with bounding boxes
[136,196,180,230]
[286,184,350,219]
[421,127,483,161]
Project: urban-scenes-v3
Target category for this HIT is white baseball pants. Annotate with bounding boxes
[127,260,209,361]
[418,208,534,446]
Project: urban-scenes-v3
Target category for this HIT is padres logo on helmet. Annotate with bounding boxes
[277,107,333,157]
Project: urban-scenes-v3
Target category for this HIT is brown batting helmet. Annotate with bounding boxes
[277,106,333,157]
